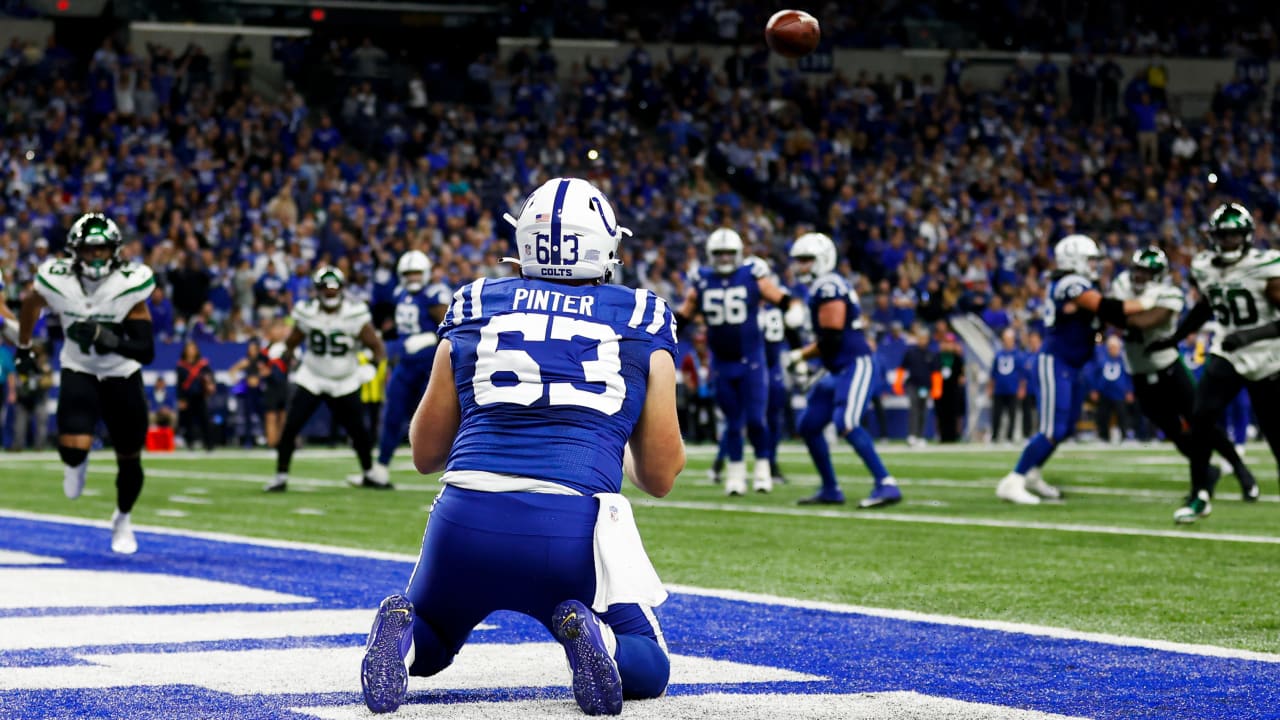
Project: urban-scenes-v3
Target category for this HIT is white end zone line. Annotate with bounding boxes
[0,508,1276,667]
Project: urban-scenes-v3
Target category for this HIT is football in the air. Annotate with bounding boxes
[765,9,821,59]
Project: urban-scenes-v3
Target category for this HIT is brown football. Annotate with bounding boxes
[765,9,821,59]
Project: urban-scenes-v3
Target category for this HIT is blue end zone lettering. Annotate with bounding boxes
[0,514,1275,719]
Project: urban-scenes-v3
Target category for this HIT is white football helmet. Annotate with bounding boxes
[706,228,744,274]
[790,232,837,284]
[1054,234,1102,280]
[396,250,431,293]
[502,177,631,282]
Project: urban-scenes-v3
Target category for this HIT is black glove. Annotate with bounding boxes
[65,321,101,354]
[1221,329,1255,353]
[1145,336,1181,354]
[93,323,122,353]
[14,346,36,375]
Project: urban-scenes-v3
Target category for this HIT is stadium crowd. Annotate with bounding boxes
[0,27,1277,448]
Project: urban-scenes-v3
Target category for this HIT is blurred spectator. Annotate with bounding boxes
[902,325,935,446]
[0,343,12,448]
[11,341,52,450]
[229,339,268,447]
[1020,331,1042,440]
[176,341,216,451]
[936,332,966,443]
[988,328,1024,443]
[1088,336,1134,443]
[149,375,177,429]
[680,326,716,444]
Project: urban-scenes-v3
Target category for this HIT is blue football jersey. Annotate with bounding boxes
[694,257,770,362]
[759,303,787,369]
[394,281,452,366]
[439,277,677,495]
[807,272,872,372]
[1042,272,1099,369]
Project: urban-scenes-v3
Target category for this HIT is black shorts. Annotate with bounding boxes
[57,369,148,454]
[263,377,288,411]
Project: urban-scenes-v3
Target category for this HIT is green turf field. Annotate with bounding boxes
[3,441,1277,653]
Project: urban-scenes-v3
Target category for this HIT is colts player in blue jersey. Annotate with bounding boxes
[358,250,452,487]
[997,234,1150,504]
[784,233,900,508]
[760,297,791,484]
[359,178,685,716]
[675,228,805,496]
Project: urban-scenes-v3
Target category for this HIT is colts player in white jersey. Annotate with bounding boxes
[1147,204,1280,522]
[16,214,156,554]
[265,266,386,492]
[359,178,683,716]
[1111,247,1255,517]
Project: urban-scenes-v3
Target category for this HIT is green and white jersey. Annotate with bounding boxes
[1191,248,1280,380]
[34,258,154,378]
[1111,270,1185,375]
[291,297,371,396]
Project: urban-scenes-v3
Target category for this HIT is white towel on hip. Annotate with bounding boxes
[590,493,668,613]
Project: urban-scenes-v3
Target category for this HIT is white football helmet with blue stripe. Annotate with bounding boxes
[396,250,431,293]
[503,177,631,282]
[790,232,837,284]
[706,228,744,274]
[1054,234,1102,280]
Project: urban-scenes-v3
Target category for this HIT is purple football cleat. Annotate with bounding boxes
[360,593,416,714]
[552,599,623,716]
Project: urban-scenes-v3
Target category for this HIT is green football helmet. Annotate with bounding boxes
[66,213,124,281]
[1207,203,1254,265]
[1129,246,1168,294]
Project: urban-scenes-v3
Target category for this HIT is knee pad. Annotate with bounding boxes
[58,445,88,468]
[117,455,143,483]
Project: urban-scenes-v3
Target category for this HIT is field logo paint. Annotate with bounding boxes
[0,515,1276,720]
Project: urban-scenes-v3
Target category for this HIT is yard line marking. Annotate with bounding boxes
[635,499,1280,544]
[2,509,1273,666]
[664,585,1280,665]
[30,465,443,493]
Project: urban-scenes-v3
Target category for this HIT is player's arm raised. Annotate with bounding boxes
[624,349,685,498]
[672,286,699,327]
[1220,277,1280,351]
[757,272,807,328]
[409,338,460,474]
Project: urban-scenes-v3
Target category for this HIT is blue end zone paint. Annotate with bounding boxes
[0,516,1277,720]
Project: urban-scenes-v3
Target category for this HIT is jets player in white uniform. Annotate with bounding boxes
[265,266,387,492]
[16,213,156,554]
[1111,247,1256,513]
[1147,204,1280,522]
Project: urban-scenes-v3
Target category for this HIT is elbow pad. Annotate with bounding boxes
[119,319,156,365]
[817,327,844,367]
[403,332,438,355]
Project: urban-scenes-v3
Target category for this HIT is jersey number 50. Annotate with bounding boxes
[472,313,625,415]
